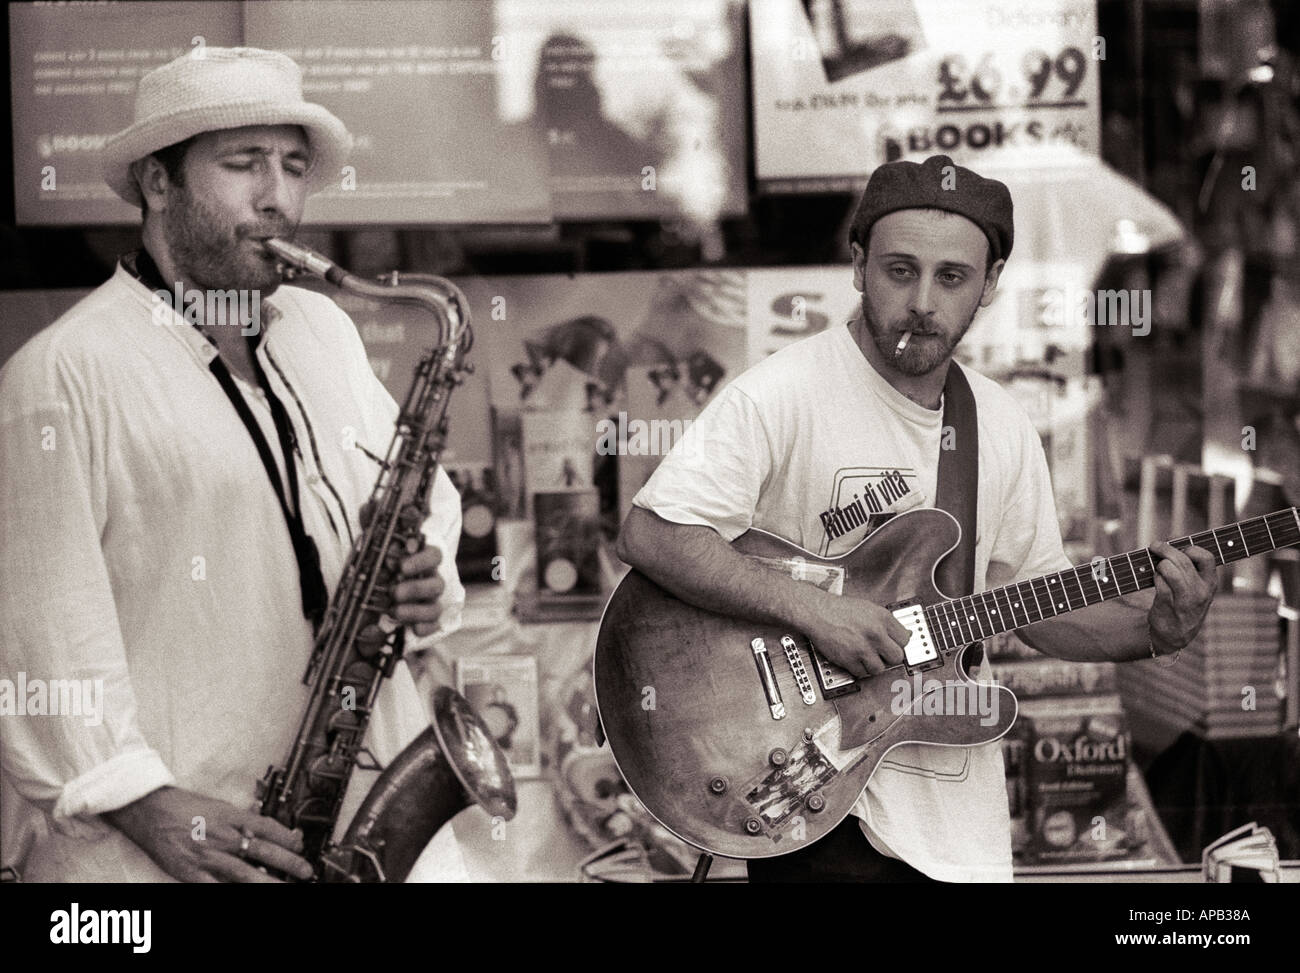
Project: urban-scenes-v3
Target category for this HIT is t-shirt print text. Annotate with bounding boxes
[817,467,918,556]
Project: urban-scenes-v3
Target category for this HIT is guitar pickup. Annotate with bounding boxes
[891,603,940,671]
[750,638,785,720]
[810,646,860,699]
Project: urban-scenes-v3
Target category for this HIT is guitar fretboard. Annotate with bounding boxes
[925,508,1300,652]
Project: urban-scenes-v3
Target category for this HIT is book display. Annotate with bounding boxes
[989,633,1181,871]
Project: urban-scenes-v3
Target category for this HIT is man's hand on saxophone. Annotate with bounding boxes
[103,786,315,883]
[391,544,447,637]
[359,498,450,638]
[100,525,450,885]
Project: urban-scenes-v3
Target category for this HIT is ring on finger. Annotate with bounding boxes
[237,829,254,859]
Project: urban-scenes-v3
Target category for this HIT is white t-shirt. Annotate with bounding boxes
[633,318,1072,882]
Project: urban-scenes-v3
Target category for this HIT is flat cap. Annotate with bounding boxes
[849,154,1014,264]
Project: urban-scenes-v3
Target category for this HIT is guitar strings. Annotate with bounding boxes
[925,509,1298,653]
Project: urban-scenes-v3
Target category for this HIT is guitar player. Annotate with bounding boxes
[615,154,1219,882]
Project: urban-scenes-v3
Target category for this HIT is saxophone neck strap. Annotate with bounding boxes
[126,249,328,632]
[207,352,329,633]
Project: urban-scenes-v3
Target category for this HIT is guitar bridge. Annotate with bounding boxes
[780,636,817,705]
[750,638,786,720]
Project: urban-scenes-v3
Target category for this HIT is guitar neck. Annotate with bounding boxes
[925,507,1300,651]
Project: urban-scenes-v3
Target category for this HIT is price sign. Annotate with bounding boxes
[751,0,1101,191]
[936,46,1091,109]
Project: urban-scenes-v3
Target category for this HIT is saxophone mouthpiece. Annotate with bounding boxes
[264,238,342,283]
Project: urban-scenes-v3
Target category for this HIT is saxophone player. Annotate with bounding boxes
[0,48,466,882]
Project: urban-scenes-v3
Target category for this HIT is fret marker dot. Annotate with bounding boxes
[1049,579,1056,584]
[969,615,975,621]
[1014,603,1020,609]
[1057,603,1064,609]
[991,608,998,614]
[1227,540,1234,547]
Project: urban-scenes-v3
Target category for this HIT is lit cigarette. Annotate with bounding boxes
[894,331,911,357]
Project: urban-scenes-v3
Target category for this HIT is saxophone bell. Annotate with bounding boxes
[324,688,517,883]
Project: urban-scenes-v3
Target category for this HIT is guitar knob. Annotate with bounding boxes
[768,748,788,767]
[744,817,763,835]
[807,794,826,813]
[708,776,728,795]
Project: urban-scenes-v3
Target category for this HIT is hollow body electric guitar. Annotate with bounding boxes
[593,506,1300,859]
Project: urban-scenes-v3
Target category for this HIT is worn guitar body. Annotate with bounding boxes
[594,507,1016,860]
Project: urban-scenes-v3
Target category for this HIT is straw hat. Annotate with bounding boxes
[102,47,351,207]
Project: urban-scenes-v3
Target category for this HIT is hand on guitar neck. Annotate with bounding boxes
[1145,540,1219,652]
[1016,539,1220,663]
[616,506,910,677]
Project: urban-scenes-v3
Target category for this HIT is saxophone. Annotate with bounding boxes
[255,238,516,883]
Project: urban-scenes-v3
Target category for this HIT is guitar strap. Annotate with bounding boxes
[933,362,981,666]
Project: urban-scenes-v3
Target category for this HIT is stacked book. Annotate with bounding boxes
[1118,593,1282,740]
[1203,822,1282,882]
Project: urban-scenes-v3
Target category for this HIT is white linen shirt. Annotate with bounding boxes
[0,262,466,881]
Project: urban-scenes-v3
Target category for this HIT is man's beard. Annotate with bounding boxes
[860,290,978,377]
[162,187,290,296]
